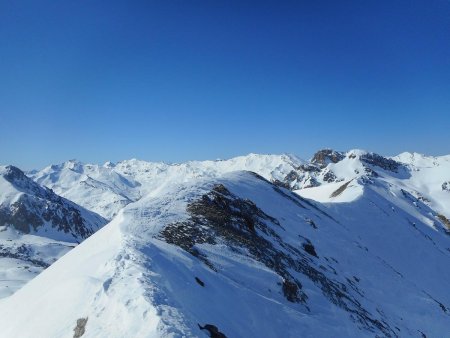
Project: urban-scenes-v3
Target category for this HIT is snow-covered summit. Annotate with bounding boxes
[30,153,304,219]
[29,150,450,221]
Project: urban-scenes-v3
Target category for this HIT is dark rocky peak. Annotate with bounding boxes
[1,165,106,240]
[360,152,402,173]
[2,165,27,183]
[311,149,345,168]
[2,165,50,198]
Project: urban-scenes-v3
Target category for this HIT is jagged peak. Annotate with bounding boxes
[311,149,345,168]
[0,166,40,191]
[0,165,27,180]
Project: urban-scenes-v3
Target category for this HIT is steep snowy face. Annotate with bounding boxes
[391,152,450,219]
[31,154,304,219]
[297,149,450,219]
[278,149,405,197]
[31,160,141,220]
[0,165,107,298]
[1,171,449,338]
[0,165,106,241]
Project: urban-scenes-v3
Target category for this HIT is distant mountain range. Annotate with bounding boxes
[0,149,449,337]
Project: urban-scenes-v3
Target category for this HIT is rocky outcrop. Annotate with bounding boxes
[73,317,88,338]
[160,182,396,337]
[311,149,345,168]
[360,153,402,173]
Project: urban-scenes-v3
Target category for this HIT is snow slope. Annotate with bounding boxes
[0,226,74,298]
[295,150,450,220]
[1,171,449,337]
[0,165,106,241]
[31,160,141,220]
[392,152,450,219]
[30,154,303,219]
[0,165,107,298]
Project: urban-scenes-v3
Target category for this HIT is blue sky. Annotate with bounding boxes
[1,1,449,169]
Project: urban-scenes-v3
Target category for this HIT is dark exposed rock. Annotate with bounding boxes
[284,170,302,183]
[360,153,402,173]
[364,167,379,177]
[282,279,302,302]
[73,317,88,338]
[195,277,205,287]
[311,149,345,168]
[198,324,227,338]
[299,164,321,173]
[323,170,337,183]
[437,214,450,231]
[3,165,27,183]
[330,180,353,198]
[271,179,292,190]
[303,242,318,257]
[0,244,50,268]
[0,195,97,240]
[273,169,320,190]
[442,182,450,192]
[305,218,317,229]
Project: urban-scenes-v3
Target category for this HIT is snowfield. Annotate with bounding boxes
[0,150,449,337]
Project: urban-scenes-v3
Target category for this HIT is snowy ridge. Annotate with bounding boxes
[1,171,450,337]
[30,154,303,219]
[1,149,450,337]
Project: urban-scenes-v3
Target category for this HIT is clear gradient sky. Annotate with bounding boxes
[1,1,449,169]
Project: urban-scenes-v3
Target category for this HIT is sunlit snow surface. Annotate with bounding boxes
[30,154,303,219]
[1,171,450,337]
[0,151,449,337]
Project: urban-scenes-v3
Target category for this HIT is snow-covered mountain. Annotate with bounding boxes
[0,165,107,298]
[0,165,106,241]
[292,150,450,221]
[30,154,303,219]
[30,151,450,224]
[1,170,449,337]
[1,150,449,337]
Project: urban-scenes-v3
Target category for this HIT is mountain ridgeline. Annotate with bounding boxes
[0,149,449,337]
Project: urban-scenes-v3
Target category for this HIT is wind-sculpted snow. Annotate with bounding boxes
[1,171,450,337]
